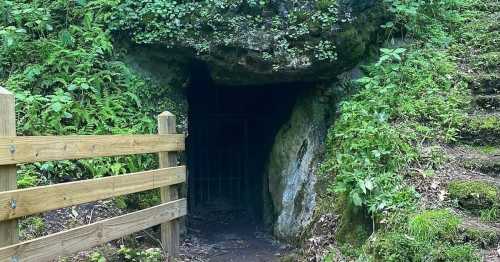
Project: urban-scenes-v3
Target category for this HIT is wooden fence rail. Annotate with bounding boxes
[0,134,185,165]
[0,87,186,261]
[0,199,187,262]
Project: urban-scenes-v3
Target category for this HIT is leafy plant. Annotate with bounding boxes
[118,246,163,262]
[1,0,185,190]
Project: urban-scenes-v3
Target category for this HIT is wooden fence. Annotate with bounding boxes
[0,87,186,261]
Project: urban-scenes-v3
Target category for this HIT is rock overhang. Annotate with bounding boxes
[113,0,384,85]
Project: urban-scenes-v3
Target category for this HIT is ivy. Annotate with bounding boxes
[111,0,343,71]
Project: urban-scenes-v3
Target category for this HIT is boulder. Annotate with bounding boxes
[266,87,334,240]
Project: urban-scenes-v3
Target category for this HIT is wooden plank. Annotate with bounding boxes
[0,87,17,247]
[0,134,185,165]
[0,166,186,221]
[0,199,187,262]
[158,112,180,258]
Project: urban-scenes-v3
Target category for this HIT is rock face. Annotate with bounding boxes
[114,0,379,241]
[114,0,383,85]
[266,87,334,240]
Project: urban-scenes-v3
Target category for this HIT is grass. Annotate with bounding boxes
[409,209,460,241]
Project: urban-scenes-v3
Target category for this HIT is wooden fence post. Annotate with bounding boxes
[158,112,180,259]
[0,87,17,247]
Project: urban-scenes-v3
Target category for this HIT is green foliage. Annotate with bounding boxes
[20,216,46,239]
[112,0,342,70]
[382,0,464,45]
[117,246,163,262]
[367,231,431,261]
[448,180,499,211]
[90,252,107,262]
[466,115,500,133]
[434,244,481,262]
[408,209,460,241]
[321,0,483,260]
[322,46,467,215]
[0,0,184,188]
[364,209,480,261]
[480,207,499,222]
[17,167,39,188]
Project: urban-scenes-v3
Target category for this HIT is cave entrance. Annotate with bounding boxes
[186,63,303,227]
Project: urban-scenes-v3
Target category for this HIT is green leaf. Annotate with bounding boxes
[351,192,363,206]
[51,102,63,112]
[365,178,374,191]
[358,180,367,194]
[67,84,78,91]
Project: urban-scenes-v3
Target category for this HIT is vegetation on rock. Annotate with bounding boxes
[2,0,499,260]
[318,0,500,260]
[448,180,498,211]
[113,0,342,68]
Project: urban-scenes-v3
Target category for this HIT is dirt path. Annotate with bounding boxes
[179,210,292,262]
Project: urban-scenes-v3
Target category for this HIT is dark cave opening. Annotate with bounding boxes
[186,63,306,226]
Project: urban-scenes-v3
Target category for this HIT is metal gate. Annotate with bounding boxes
[187,115,252,212]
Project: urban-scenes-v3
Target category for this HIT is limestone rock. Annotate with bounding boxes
[266,87,333,240]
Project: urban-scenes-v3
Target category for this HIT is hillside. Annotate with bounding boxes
[0,0,499,261]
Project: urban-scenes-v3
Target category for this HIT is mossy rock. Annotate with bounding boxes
[366,232,480,262]
[448,180,499,211]
[366,231,431,262]
[472,51,500,70]
[430,244,481,262]
[470,73,499,95]
[462,155,500,176]
[461,224,500,248]
[335,195,372,246]
[460,114,500,145]
[472,94,500,111]
[408,209,461,241]
[113,0,384,85]
[460,146,500,176]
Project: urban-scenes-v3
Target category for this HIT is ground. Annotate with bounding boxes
[179,210,292,262]
[4,0,500,261]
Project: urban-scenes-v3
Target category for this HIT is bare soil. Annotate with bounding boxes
[179,209,293,262]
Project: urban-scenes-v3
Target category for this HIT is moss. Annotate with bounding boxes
[433,244,481,262]
[335,195,372,247]
[448,180,498,211]
[365,214,483,262]
[467,115,500,132]
[461,115,500,145]
[462,226,500,247]
[462,157,500,174]
[409,209,461,241]
[477,145,500,154]
[366,231,431,262]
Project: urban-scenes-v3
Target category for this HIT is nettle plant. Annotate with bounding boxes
[112,0,344,70]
